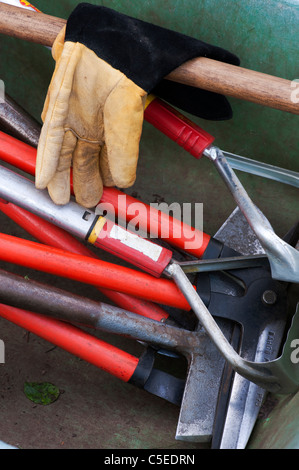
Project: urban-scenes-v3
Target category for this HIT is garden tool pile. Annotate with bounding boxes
[0,2,298,449]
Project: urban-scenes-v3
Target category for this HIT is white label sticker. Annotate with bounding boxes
[110,225,162,262]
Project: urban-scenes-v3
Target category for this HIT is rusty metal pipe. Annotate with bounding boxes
[0,93,40,148]
[0,267,197,355]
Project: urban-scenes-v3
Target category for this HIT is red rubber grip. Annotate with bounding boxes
[0,232,190,310]
[0,131,211,258]
[0,303,138,382]
[0,199,169,322]
[92,217,173,278]
[0,130,37,173]
[144,97,215,158]
[100,187,211,259]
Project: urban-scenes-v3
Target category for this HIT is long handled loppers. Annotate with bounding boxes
[144,96,299,283]
[0,269,186,406]
[0,4,298,443]
[0,153,291,445]
[0,159,297,394]
[2,92,298,280]
[0,130,298,446]
[2,91,298,187]
[0,191,296,446]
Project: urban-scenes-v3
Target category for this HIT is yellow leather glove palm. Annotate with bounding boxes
[36,26,146,208]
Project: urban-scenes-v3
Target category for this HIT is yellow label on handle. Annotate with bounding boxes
[88,216,107,244]
[144,94,157,110]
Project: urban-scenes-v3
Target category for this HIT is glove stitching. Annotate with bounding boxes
[64,127,104,146]
[63,65,126,147]
[39,42,78,175]
[101,73,139,186]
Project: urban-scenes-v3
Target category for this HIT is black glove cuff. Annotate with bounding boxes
[66,3,240,120]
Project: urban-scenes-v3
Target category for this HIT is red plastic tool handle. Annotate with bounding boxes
[0,232,190,310]
[0,132,173,278]
[144,96,215,158]
[0,303,138,382]
[89,216,172,278]
[0,131,210,259]
[0,199,169,322]
[100,187,210,259]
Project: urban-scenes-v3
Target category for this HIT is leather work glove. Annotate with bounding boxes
[36,3,239,208]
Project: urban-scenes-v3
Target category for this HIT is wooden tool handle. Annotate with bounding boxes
[0,3,298,115]
[166,58,299,115]
[0,3,66,46]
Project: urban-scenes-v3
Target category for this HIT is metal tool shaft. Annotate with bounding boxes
[0,268,194,354]
[224,151,299,189]
[1,93,298,188]
[0,93,40,148]
[0,165,92,238]
[178,254,269,273]
[0,163,297,392]
[204,146,299,283]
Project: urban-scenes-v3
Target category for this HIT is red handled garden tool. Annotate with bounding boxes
[0,229,189,310]
[0,130,293,274]
[0,191,295,445]
[0,1,298,448]
[0,162,298,395]
[0,132,297,447]
[0,304,140,383]
[144,96,299,283]
[0,194,296,447]
[2,92,298,188]
[0,269,186,406]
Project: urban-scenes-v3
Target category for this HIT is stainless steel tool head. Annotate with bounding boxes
[174,318,234,442]
[174,207,293,445]
[218,304,299,449]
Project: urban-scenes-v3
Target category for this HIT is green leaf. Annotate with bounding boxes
[24,382,60,405]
